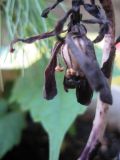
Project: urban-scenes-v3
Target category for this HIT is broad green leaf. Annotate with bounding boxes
[10,59,86,160]
[0,99,8,116]
[31,76,86,160]
[0,112,26,158]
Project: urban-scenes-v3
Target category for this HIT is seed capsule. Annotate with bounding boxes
[61,24,112,105]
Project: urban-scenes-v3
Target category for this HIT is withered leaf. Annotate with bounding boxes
[10,30,56,52]
[76,78,93,105]
[93,23,109,43]
[101,46,115,79]
[84,4,101,19]
[41,0,64,18]
[43,41,63,100]
[66,34,112,104]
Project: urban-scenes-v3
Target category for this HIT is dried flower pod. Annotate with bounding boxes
[43,41,63,100]
[64,25,112,105]
[61,25,94,105]
[76,78,93,105]
[10,0,113,106]
[9,1,116,160]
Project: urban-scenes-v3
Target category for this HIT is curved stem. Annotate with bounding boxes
[10,29,67,53]
[41,0,64,18]
[77,0,115,159]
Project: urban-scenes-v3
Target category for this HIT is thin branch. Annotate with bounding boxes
[77,0,115,159]
[10,29,67,53]
[41,0,64,18]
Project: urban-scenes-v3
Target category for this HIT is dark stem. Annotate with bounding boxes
[41,0,64,18]
[71,0,83,24]
[77,0,115,159]
[10,30,67,53]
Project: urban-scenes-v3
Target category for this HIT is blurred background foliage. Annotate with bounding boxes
[0,0,120,160]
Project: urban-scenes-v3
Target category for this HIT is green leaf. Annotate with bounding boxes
[0,112,26,158]
[0,99,8,116]
[31,78,86,160]
[10,59,86,160]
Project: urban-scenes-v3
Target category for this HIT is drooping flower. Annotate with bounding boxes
[10,0,113,105]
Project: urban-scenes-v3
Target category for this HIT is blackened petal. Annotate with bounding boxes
[84,4,102,19]
[43,41,63,100]
[66,34,112,105]
[76,78,93,105]
[100,86,113,105]
[115,36,120,45]
[93,23,109,43]
[63,76,79,91]
[41,0,64,18]
[101,46,116,78]
[41,7,51,18]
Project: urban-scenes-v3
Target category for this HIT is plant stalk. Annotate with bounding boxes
[77,0,115,159]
